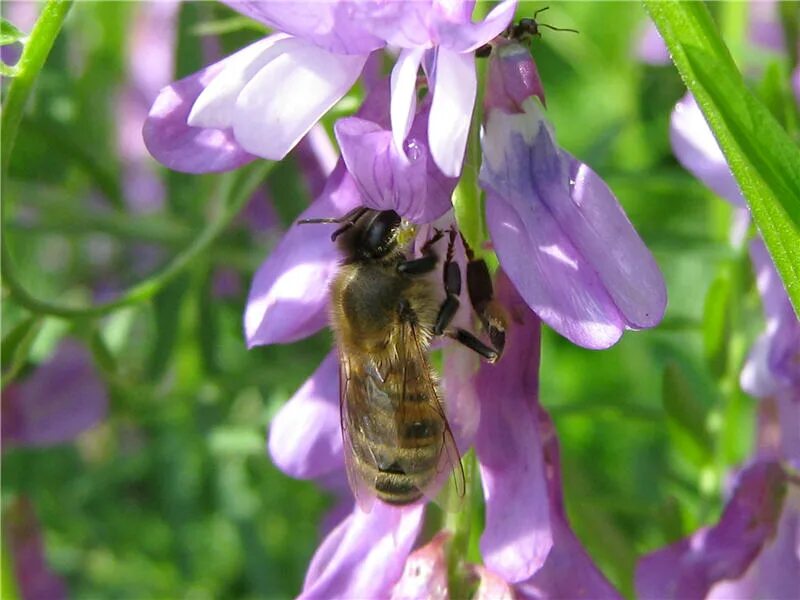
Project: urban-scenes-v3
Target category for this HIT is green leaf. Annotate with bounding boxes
[1,315,42,386]
[644,0,800,318]
[702,274,731,378]
[0,62,18,77]
[662,361,713,456]
[0,18,26,45]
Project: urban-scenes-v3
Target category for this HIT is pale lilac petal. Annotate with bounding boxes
[391,532,449,600]
[6,499,68,600]
[390,47,424,156]
[428,47,475,177]
[793,66,800,107]
[636,21,670,66]
[485,41,546,113]
[518,406,623,599]
[436,0,518,53]
[335,93,456,223]
[473,566,516,600]
[476,271,553,583]
[301,503,424,599]
[222,1,384,54]
[635,461,787,600]
[268,352,342,479]
[670,93,745,206]
[740,238,800,396]
[143,58,255,173]
[232,39,367,160]
[244,162,361,346]
[776,390,800,463]
[747,1,784,54]
[709,501,800,600]
[353,3,434,48]
[187,34,290,129]
[481,101,666,349]
[2,339,107,448]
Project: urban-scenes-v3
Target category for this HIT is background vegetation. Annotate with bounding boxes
[2,2,797,598]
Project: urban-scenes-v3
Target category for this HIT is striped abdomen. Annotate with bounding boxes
[348,360,445,506]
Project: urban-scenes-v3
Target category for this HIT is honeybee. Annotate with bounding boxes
[299,207,505,508]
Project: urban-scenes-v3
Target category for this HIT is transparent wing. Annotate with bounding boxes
[339,352,378,513]
[401,320,466,509]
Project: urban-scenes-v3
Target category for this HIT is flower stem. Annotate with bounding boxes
[0,0,74,176]
[2,162,272,319]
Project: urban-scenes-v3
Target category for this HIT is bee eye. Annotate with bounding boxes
[361,210,401,257]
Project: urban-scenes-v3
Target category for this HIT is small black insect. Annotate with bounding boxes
[475,7,578,58]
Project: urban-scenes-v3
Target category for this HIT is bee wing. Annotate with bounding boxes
[402,321,466,509]
[339,352,378,513]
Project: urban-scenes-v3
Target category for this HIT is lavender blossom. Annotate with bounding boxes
[245,77,456,347]
[636,460,788,600]
[5,498,68,600]
[144,0,517,177]
[2,339,108,448]
[740,238,800,400]
[480,41,667,349]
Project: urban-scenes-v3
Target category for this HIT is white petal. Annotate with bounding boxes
[187,34,290,129]
[233,38,367,160]
[428,48,476,177]
[390,47,424,158]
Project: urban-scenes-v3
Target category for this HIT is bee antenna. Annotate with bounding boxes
[532,6,550,19]
[538,22,579,35]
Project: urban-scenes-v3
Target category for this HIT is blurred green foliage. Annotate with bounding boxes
[2,1,793,598]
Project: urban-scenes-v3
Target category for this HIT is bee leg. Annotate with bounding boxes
[447,329,499,363]
[397,228,446,276]
[461,236,507,359]
[433,230,462,335]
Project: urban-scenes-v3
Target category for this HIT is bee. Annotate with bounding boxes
[300,207,506,508]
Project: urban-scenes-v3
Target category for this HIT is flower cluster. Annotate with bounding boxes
[143,0,671,595]
[634,7,800,597]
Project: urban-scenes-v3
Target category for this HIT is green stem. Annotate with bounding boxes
[1,0,74,175]
[2,162,272,318]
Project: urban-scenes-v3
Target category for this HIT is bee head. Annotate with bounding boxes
[338,209,403,261]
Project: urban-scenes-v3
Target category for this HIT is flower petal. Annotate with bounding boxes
[517,406,623,600]
[670,93,745,206]
[435,0,518,53]
[6,498,68,600]
[708,501,800,600]
[635,460,788,600]
[244,161,361,346]
[143,58,255,173]
[268,352,342,479]
[476,271,553,583]
[222,1,384,54]
[481,100,666,349]
[390,47,424,157]
[232,38,367,160]
[391,532,449,600]
[335,91,456,223]
[473,566,516,600]
[188,34,290,129]
[485,41,546,113]
[2,339,107,448]
[428,47,475,177]
[636,21,670,66]
[301,503,424,599]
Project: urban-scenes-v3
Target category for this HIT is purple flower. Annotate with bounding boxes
[670,93,745,207]
[2,339,108,448]
[480,42,667,349]
[144,0,517,177]
[740,238,800,399]
[265,267,620,596]
[636,460,788,600]
[245,78,457,346]
[474,272,622,598]
[635,21,670,66]
[5,498,68,600]
[390,532,449,599]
